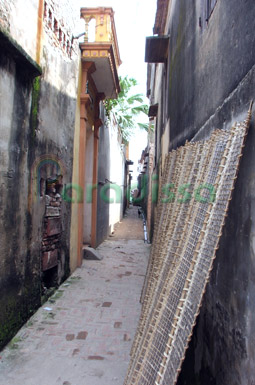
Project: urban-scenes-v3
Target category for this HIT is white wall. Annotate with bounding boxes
[109,115,125,232]
[83,128,94,244]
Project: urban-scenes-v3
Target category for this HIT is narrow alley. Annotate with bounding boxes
[0,206,150,385]
[1,1,255,384]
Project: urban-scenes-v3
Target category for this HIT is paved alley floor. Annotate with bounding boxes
[0,206,150,385]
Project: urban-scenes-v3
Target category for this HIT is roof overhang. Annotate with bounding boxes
[145,36,169,63]
[80,42,120,99]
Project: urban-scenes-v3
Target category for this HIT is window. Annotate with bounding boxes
[54,18,58,35]
[43,2,73,58]
[43,1,47,19]
[48,9,52,28]
[58,28,62,43]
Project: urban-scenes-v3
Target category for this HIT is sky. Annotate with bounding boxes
[76,0,157,180]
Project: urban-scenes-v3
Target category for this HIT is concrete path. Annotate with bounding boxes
[0,206,150,385]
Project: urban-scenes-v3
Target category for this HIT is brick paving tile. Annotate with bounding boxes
[0,206,150,385]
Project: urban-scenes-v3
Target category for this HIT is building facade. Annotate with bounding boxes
[69,6,122,266]
[0,0,80,350]
[0,1,124,350]
[146,0,255,383]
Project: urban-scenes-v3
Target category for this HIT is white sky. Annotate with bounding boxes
[76,0,157,179]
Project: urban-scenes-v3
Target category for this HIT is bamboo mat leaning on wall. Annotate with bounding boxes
[124,103,253,385]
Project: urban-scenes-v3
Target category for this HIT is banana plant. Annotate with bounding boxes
[104,76,149,143]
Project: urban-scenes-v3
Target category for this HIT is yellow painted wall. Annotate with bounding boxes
[95,14,111,42]
[70,60,82,272]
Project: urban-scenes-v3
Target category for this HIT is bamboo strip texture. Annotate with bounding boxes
[124,103,253,385]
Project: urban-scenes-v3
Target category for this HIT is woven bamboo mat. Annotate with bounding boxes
[124,105,252,385]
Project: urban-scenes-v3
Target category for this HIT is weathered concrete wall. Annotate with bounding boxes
[0,41,41,350]
[0,0,79,349]
[150,0,255,383]
[0,0,38,60]
[165,0,255,149]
